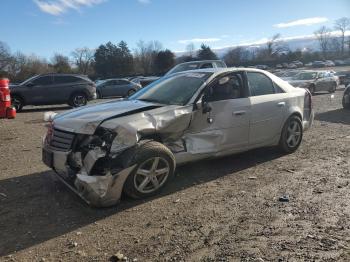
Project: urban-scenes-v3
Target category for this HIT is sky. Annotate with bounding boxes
[2,0,350,58]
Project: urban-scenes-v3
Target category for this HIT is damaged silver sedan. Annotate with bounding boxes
[42,68,314,207]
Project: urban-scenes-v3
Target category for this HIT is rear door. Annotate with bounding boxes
[247,72,287,146]
[28,75,54,104]
[53,75,81,102]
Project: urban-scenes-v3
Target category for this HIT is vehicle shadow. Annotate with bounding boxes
[0,147,283,256]
[20,106,71,113]
[315,108,350,125]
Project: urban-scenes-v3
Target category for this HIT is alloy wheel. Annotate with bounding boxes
[134,157,170,194]
[286,120,302,148]
[73,95,87,107]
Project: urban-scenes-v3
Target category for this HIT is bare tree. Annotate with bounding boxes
[134,40,163,75]
[334,17,350,56]
[186,43,196,58]
[0,41,12,71]
[51,53,72,73]
[71,47,94,74]
[223,47,244,66]
[314,26,332,58]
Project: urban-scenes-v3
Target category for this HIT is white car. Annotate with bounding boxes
[42,68,314,207]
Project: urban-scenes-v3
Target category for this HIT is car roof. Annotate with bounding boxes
[177,60,224,65]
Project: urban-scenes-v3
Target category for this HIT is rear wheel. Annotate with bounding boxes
[69,93,87,107]
[123,141,175,199]
[279,115,303,153]
[11,96,24,112]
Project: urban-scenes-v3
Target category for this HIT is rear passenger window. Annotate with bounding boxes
[32,76,53,86]
[54,76,81,84]
[247,72,275,96]
[200,63,213,69]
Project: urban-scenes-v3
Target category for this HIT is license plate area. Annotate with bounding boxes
[42,148,53,168]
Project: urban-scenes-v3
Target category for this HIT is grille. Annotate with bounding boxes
[50,128,75,151]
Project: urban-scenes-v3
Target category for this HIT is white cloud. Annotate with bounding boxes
[33,0,106,15]
[178,38,221,44]
[138,0,150,4]
[274,17,329,28]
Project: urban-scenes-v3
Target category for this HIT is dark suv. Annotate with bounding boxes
[10,74,96,111]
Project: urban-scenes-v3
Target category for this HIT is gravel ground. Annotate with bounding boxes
[0,89,349,262]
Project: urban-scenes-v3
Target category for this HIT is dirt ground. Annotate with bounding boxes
[0,88,350,262]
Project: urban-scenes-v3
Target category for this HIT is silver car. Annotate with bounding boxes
[165,60,227,76]
[42,68,314,207]
[288,71,338,94]
[96,78,141,98]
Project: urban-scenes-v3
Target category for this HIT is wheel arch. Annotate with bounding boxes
[11,92,26,105]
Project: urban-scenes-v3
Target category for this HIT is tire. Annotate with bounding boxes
[97,91,102,99]
[11,95,24,112]
[308,84,315,95]
[343,94,350,109]
[279,115,303,153]
[69,93,87,107]
[127,89,136,97]
[328,82,336,93]
[123,141,176,199]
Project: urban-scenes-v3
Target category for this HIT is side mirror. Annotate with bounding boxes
[202,100,212,114]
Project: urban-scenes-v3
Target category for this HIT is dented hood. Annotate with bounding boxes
[53,99,161,134]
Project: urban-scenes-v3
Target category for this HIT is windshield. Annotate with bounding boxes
[293,72,317,80]
[130,72,213,105]
[167,63,201,75]
[21,75,38,85]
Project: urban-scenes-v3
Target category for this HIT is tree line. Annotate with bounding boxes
[0,17,349,83]
[223,17,350,67]
[0,39,218,83]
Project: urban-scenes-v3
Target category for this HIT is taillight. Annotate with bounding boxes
[304,90,312,109]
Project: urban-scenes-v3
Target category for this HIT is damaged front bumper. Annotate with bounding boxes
[42,137,136,207]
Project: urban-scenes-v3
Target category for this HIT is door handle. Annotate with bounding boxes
[277,102,286,107]
[233,110,246,116]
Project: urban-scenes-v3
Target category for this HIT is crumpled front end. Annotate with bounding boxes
[42,104,193,207]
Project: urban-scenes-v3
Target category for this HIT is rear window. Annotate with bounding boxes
[54,75,82,84]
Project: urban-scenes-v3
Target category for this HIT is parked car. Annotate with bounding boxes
[343,84,350,109]
[334,60,346,66]
[288,71,338,94]
[10,74,96,112]
[165,60,227,76]
[287,63,297,69]
[335,71,350,86]
[276,64,283,69]
[312,61,327,68]
[275,70,299,81]
[131,76,160,87]
[255,65,269,70]
[324,60,335,67]
[292,61,303,67]
[42,68,314,207]
[96,78,141,98]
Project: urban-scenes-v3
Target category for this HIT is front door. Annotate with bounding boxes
[185,72,251,154]
[27,75,54,104]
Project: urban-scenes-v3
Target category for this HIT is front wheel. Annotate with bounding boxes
[69,93,87,107]
[127,89,136,97]
[279,115,303,153]
[123,141,175,199]
[343,94,350,109]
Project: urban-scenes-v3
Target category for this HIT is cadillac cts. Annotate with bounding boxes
[42,68,314,207]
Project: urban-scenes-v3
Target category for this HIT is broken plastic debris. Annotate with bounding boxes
[278,195,290,202]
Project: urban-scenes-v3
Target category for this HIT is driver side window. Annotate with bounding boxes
[206,74,243,102]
